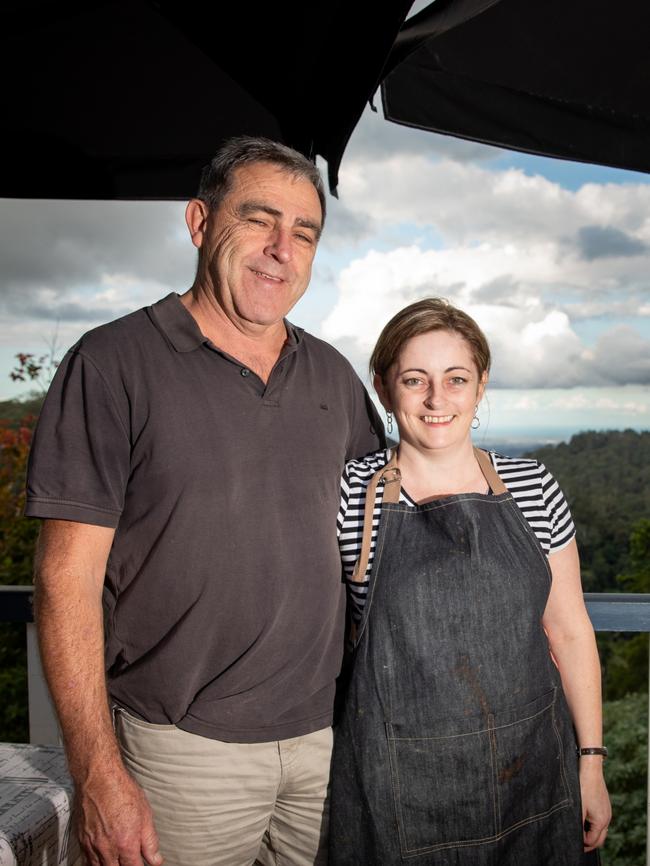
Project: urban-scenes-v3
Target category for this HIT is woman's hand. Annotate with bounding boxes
[580,758,611,851]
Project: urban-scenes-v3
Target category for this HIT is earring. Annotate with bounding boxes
[471,405,480,430]
[386,411,394,435]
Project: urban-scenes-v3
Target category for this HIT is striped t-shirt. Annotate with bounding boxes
[337,448,576,625]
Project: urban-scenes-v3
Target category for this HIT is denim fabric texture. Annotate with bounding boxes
[330,490,584,865]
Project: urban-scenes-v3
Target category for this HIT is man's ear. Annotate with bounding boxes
[185,199,209,250]
[373,373,391,411]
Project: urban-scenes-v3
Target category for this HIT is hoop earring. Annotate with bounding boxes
[386,411,394,435]
[471,405,480,430]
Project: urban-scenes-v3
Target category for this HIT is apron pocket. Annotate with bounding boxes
[386,688,571,857]
[492,687,572,836]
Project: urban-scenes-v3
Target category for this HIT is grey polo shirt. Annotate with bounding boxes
[26,293,383,742]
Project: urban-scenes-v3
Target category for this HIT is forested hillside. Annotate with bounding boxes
[528,430,649,865]
[528,430,650,592]
[0,395,42,426]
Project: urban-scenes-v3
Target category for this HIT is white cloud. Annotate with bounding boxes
[591,326,650,384]
[337,154,650,259]
[2,129,650,403]
[316,145,650,392]
[0,199,194,328]
[546,390,649,416]
[320,243,649,388]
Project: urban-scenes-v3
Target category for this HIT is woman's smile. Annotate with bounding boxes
[422,414,454,425]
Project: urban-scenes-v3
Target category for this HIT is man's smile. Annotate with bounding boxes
[249,267,284,283]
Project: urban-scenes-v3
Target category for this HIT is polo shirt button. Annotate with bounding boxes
[241,368,250,377]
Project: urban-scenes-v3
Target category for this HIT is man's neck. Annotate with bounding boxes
[180,287,288,383]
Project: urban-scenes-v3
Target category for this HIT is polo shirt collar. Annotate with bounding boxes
[150,293,304,354]
[151,293,206,352]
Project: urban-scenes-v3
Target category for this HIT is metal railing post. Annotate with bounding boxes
[0,586,61,745]
[26,621,61,745]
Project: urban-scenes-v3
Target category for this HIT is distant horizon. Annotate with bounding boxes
[475,426,647,458]
[2,382,647,451]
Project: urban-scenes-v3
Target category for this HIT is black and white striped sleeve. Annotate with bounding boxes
[489,453,576,554]
[337,450,390,624]
[538,461,576,552]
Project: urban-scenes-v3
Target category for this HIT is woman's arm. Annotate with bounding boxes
[542,538,611,851]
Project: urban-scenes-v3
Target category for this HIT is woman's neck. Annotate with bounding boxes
[394,439,488,503]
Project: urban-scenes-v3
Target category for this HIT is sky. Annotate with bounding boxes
[1,91,649,447]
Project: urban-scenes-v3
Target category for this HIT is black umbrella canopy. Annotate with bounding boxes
[382,0,650,175]
[1,0,413,199]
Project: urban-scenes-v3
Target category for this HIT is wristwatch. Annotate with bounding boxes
[577,746,608,759]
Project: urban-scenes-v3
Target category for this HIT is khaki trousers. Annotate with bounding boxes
[115,710,332,866]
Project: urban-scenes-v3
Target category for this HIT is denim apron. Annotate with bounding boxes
[330,448,584,865]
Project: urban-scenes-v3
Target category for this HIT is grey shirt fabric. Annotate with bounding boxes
[26,293,383,743]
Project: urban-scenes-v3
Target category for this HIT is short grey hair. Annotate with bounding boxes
[197,136,326,227]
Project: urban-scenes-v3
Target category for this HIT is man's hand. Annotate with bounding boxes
[75,762,162,866]
[33,522,163,866]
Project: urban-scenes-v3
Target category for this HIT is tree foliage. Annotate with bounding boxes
[529,430,650,592]
[9,342,59,395]
[0,359,48,743]
[0,414,39,586]
[601,691,647,866]
[527,439,650,866]
[0,409,38,742]
[0,623,28,742]
[617,519,650,595]
[597,519,650,702]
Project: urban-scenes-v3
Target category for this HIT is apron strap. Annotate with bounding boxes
[351,448,506,583]
[473,447,508,495]
[351,450,401,583]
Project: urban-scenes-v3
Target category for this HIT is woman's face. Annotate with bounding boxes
[376,329,487,455]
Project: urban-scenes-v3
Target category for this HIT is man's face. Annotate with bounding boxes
[190,162,323,330]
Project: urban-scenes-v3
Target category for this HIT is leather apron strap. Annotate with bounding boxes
[473,446,507,495]
[352,450,400,582]
[351,447,506,583]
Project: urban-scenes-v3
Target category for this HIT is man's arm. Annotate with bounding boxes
[34,519,162,866]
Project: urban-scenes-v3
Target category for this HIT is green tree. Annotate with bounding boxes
[617,519,650,594]
[529,431,650,592]
[0,413,39,742]
[0,351,52,742]
[595,522,650,865]
[0,417,33,741]
[0,624,28,742]
[598,520,650,702]
[9,340,60,396]
[0,416,39,585]
[601,691,647,866]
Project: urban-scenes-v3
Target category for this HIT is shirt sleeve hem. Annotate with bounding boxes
[24,497,121,528]
[548,530,577,554]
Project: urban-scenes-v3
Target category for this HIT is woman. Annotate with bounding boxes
[330,299,610,865]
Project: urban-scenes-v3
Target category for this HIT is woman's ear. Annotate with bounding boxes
[373,373,391,411]
[477,371,488,403]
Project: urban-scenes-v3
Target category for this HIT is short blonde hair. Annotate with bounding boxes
[370,298,491,382]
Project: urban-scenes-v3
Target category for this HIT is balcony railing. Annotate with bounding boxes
[1,586,650,862]
[0,585,60,745]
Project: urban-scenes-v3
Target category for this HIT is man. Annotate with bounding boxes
[26,137,383,866]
